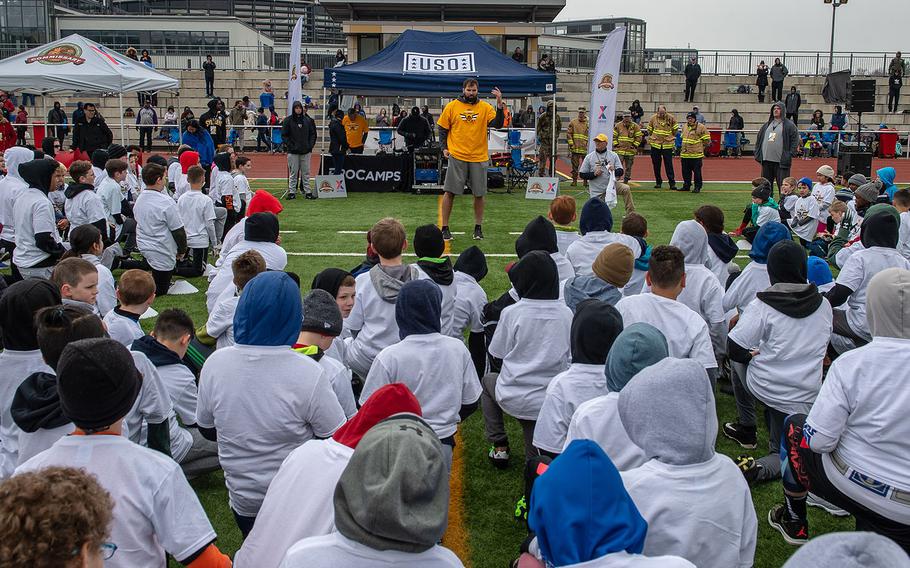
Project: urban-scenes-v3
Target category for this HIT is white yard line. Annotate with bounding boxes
[336,230,466,235]
[286,252,519,258]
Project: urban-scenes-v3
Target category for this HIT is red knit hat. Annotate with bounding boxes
[179,151,199,174]
[247,190,283,217]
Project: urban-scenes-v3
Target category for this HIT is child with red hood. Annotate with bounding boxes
[215,189,282,267]
[233,383,422,568]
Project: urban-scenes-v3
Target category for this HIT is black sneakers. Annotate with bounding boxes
[286,192,297,200]
[735,454,764,485]
[441,226,453,241]
[305,192,317,200]
[723,422,758,449]
[473,226,484,240]
[768,504,809,545]
[488,446,510,469]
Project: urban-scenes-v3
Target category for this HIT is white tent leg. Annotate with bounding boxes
[41,94,47,143]
[119,93,125,145]
[321,87,327,153]
[178,92,183,146]
[550,92,556,176]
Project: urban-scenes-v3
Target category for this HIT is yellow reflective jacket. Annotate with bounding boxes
[680,122,711,159]
[646,113,678,150]
[567,118,589,154]
[613,121,643,156]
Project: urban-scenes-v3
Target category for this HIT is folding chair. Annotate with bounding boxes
[377,129,394,154]
[507,147,537,189]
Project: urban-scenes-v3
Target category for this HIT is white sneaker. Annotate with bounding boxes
[807,493,851,517]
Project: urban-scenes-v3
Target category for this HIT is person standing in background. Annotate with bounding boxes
[328,109,348,175]
[229,100,247,153]
[888,51,905,78]
[770,57,788,102]
[203,54,216,98]
[646,105,679,190]
[684,56,702,102]
[613,111,643,183]
[755,60,769,102]
[567,108,589,187]
[342,107,369,155]
[629,99,644,124]
[888,68,903,113]
[785,86,802,125]
[281,101,317,200]
[536,100,561,177]
[754,102,799,197]
[46,101,68,144]
[135,100,157,153]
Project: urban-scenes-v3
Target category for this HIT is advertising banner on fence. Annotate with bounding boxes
[588,27,626,154]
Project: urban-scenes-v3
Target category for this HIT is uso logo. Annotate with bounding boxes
[404,52,476,74]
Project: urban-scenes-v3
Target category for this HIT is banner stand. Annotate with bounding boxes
[588,27,626,154]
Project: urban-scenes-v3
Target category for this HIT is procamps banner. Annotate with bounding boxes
[588,27,626,154]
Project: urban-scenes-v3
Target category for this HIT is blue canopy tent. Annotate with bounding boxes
[321,29,558,158]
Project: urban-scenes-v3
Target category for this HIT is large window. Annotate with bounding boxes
[0,0,49,46]
[61,29,231,55]
[358,34,380,61]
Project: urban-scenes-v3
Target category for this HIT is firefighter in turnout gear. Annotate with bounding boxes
[678,111,711,193]
[646,105,679,189]
[536,101,562,176]
[567,107,589,186]
[613,111,643,183]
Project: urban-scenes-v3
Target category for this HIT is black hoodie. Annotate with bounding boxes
[454,246,488,282]
[212,152,232,174]
[0,278,61,351]
[571,299,623,365]
[515,216,558,258]
[91,148,110,170]
[756,241,823,319]
[414,224,454,286]
[200,99,227,145]
[510,250,559,300]
[64,182,95,200]
[18,159,67,262]
[707,232,738,264]
[11,372,70,433]
[131,335,187,369]
[244,212,280,243]
[860,209,900,249]
[281,102,317,155]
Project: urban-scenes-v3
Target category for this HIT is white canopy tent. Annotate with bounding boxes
[0,34,180,143]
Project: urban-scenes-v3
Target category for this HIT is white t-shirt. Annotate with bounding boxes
[555,228,580,256]
[835,247,910,340]
[646,264,725,327]
[0,350,51,479]
[174,172,190,199]
[134,188,184,271]
[82,253,116,316]
[452,271,487,338]
[488,298,573,420]
[103,309,144,347]
[123,352,176,451]
[343,271,403,378]
[206,293,239,350]
[155,362,201,457]
[791,195,820,241]
[806,336,910,524]
[705,244,731,286]
[216,218,246,267]
[361,334,481,438]
[723,262,769,313]
[234,438,354,568]
[12,186,62,268]
[899,211,910,261]
[279,533,464,568]
[210,170,237,204]
[92,165,107,188]
[551,251,577,284]
[97,177,123,233]
[206,240,287,311]
[565,392,647,471]
[615,294,717,370]
[177,190,217,249]
[64,186,107,227]
[16,422,74,467]
[416,267,458,337]
[532,363,608,454]
[167,161,182,192]
[555,551,694,567]
[624,267,646,296]
[812,182,835,223]
[235,173,251,202]
[196,344,346,516]
[729,296,833,414]
[0,175,27,241]
[755,204,780,226]
[566,231,642,277]
[17,435,218,568]
[621,455,757,568]
[313,351,357,419]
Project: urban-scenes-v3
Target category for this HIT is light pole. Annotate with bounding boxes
[824,0,848,73]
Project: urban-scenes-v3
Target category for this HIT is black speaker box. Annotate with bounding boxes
[837,151,873,178]
[846,79,876,113]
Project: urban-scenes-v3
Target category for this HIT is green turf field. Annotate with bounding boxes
[6,180,853,567]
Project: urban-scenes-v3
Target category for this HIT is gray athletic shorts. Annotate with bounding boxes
[444,156,488,197]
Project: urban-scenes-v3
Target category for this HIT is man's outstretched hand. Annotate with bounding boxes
[492,87,503,106]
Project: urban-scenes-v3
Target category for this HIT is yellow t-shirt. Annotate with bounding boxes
[437,99,497,163]
[342,114,369,149]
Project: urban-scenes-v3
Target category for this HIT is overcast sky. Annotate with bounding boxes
[555,0,906,53]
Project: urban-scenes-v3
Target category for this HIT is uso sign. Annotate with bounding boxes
[404,52,476,74]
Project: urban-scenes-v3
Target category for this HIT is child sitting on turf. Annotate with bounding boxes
[207,249,266,350]
[729,177,777,240]
[547,195,579,255]
[133,162,187,296]
[790,177,821,246]
[566,198,641,277]
[16,338,231,567]
[516,215,575,283]
[532,299,622,457]
[234,155,252,216]
[729,241,832,485]
[452,247,489,378]
[176,165,216,277]
[565,323,669,471]
[894,188,910,260]
[778,176,798,224]
[61,224,116,315]
[361,279,481,470]
[97,158,128,261]
[0,278,61,479]
[483,250,573,468]
[217,189,283,263]
[196,271,346,537]
[807,256,835,293]
[413,224,458,336]
[694,205,738,286]
[344,217,420,379]
[563,243,633,312]
[311,268,357,370]
[51,257,99,316]
[102,269,155,347]
[814,165,837,230]
[64,161,109,246]
[131,308,221,478]
[621,212,652,296]
[615,246,717,378]
[234,384,422,568]
[876,165,898,202]
[210,152,240,236]
[10,305,102,466]
[175,149,199,199]
[293,290,357,418]
[619,358,757,568]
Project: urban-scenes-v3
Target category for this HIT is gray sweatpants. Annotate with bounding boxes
[214,206,227,242]
[180,428,221,480]
[754,405,788,483]
[731,361,756,428]
[288,153,312,195]
[480,372,538,461]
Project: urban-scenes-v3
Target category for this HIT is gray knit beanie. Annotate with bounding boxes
[782,532,910,567]
[856,181,882,203]
[300,289,343,337]
[847,173,867,187]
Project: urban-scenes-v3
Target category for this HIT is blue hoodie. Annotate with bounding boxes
[806,256,833,287]
[181,127,215,166]
[234,271,302,346]
[529,440,648,566]
[395,279,442,339]
[877,166,897,201]
[748,221,791,264]
[579,198,613,235]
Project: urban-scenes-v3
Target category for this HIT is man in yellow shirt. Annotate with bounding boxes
[437,78,505,241]
[679,111,711,193]
[342,108,369,154]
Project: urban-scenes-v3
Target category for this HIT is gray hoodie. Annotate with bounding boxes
[369,264,420,303]
[333,414,449,553]
[782,532,910,568]
[866,267,910,340]
[770,62,788,82]
[618,357,716,466]
[670,220,708,265]
[754,103,799,167]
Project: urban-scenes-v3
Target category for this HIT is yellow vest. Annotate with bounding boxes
[567,118,589,154]
[647,113,678,150]
[613,121,643,156]
[680,122,711,159]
